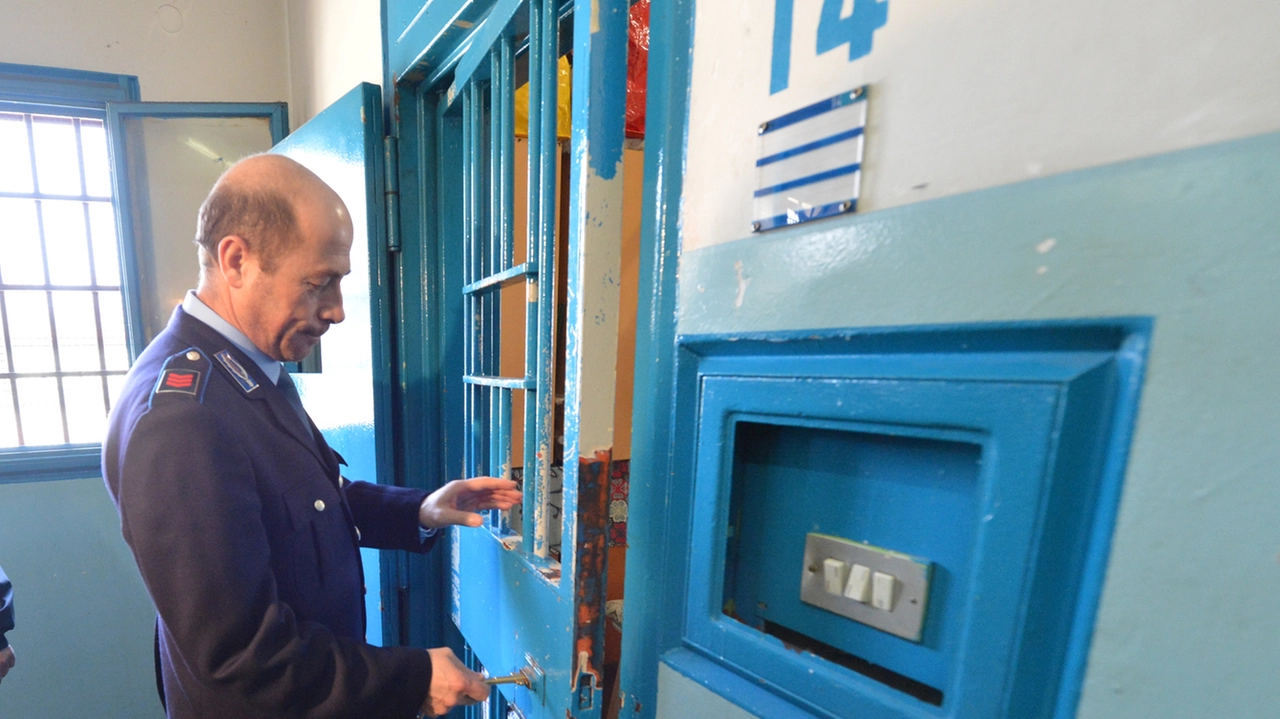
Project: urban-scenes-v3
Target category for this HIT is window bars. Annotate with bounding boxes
[0,111,129,447]
[461,0,563,564]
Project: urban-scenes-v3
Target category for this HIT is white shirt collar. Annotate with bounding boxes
[182,291,282,384]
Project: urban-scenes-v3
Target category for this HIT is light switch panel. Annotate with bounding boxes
[799,534,931,642]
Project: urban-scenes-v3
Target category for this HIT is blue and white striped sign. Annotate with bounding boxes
[752,86,867,232]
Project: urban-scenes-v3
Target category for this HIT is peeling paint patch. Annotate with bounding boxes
[571,449,612,706]
[734,260,751,308]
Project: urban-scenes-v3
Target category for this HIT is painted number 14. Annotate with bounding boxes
[770,0,889,94]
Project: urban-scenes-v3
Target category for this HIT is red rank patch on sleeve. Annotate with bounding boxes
[157,369,200,396]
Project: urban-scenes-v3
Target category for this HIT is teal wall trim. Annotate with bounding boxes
[0,61,139,108]
[673,131,1280,716]
[0,445,102,484]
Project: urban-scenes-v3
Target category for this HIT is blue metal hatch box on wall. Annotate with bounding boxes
[663,321,1149,718]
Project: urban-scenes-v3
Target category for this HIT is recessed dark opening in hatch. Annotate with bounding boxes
[763,621,944,706]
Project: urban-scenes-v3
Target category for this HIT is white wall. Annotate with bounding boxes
[683,0,1280,251]
[0,0,290,104]
[285,0,383,128]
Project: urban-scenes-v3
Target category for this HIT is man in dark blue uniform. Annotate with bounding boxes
[103,154,519,718]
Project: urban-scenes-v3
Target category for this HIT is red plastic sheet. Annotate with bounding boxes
[625,0,649,138]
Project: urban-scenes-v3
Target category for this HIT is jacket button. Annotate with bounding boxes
[186,351,201,361]
[314,499,326,512]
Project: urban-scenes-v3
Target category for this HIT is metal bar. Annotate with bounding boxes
[76,120,113,418]
[2,118,32,446]
[0,283,122,292]
[498,32,515,273]
[461,261,537,296]
[496,387,512,533]
[0,291,21,447]
[29,116,72,444]
[45,291,71,444]
[0,370,127,380]
[489,50,502,280]
[521,0,546,556]
[472,83,492,477]
[21,112,39,195]
[462,83,476,480]
[515,0,562,561]
[481,78,500,460]
[468,83,488,483]
[464,374,536,390]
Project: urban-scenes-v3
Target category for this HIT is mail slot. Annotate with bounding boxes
[677,323,1149,718]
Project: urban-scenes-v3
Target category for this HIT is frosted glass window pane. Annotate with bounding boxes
[52,291,101,371]
[0,199,45,285]
[63,374,108,444]
[6,291,54,372]
[97,291,130,371]
[80,119,112,198]
[0,382,19,448]
[31,115,82,196]
[88,202,121,285]
[42,200,93,286]
[0,113,33,193]
[15,376,64,446]
[122,115,273,340]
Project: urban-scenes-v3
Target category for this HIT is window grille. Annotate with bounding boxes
[0,110,129,447]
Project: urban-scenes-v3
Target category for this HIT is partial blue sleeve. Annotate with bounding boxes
[0,564,13,651]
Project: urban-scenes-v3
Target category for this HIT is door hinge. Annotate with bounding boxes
[384,135,401,253]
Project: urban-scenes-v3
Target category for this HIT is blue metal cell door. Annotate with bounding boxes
[431,1,630,717]
[266,83,398,646]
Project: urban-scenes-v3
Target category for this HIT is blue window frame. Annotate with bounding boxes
[0,64,289,484]
[0,63,139,482]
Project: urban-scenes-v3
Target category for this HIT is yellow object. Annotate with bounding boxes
[514,56,573,139]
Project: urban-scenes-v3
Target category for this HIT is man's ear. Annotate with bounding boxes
[217,235,252,288]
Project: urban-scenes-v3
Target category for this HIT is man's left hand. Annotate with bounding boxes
[419,477,522,530]
[0,645,14,684]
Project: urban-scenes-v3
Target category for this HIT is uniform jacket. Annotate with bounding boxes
[103,307,434,718]
[0,564,12,651]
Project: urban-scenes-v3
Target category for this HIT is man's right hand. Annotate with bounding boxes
[421,647,488,717]
[0,645,14,684]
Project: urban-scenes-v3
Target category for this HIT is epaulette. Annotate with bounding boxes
[150,348,214,404]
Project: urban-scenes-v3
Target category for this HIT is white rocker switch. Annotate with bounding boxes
[822,558,849,595]
[843,563,871,603]
[871,571,897,611]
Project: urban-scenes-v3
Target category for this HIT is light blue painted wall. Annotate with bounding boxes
[656,663,755,719]
[658,131,1280,717]
[0,477,162,718]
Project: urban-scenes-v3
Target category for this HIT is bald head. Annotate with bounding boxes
[194,154,345,275]
[193,153,353,361]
